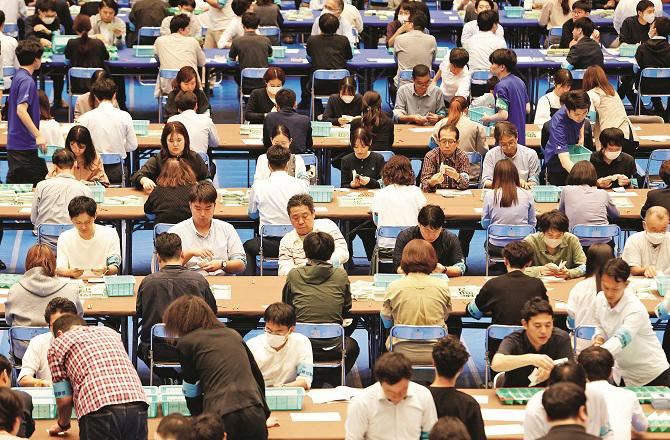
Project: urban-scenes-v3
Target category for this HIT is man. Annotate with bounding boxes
[635,16,670,118]
[202,0,235,49]
[56,196,121,278]
[345,352,437,440]
[578,347,648,438]
[463,10,506,72]
[622,206,670,277]
[393,64,446,125]
[247,302,314,389]
[393,12,436,88]
[491,298,574,387]
[229,12,272,93]
[482,122,540,188]
[641,160,670,218]
[420,124,470,191]
[619,0,654,44]
[170,182,247,275]
[47,314,147,439]
[166,91,219,157]
[31,149,93,248]
[263,88,313,153]
[309,0,356,44]
[17,297,79,388]
[0,354,34,438]
[136,232,216,368]
[278,193,349,276]
[559,1,591,48]
[564,17,604,70]
[430,336,485,440]
[613,0,662,34]
[0,10,19,90]
[0,0,27,34]
[216,0,254,49]
[160,0,202,37]
[537,382,600,440]
[129,0,168,45]
[460,0,504,44]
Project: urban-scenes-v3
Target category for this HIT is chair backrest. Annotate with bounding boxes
[241,67,268,80]
[150,323,171,343]
[257,26,280,38]
[2,23,19,37]
[159,68,180,81]
[485,325,523,353]
[37,223,74,244]
[3,67,17,78]
[297,153,317,167]
[68,67,103,80]
[466,151,482,168]
[138,26,161,38]
[377,151,395,162]
[471,70,492,82]
[294,323,344,340]
[260,224,294,239]
[312,69,349,85]
[152,223,176,272]
[570,224,620,240]
[573,325,597,351]
[9,327,50,365]
[486,224,536,240]
[571,69,586,80]
[548,27,562,37]
[388,325,447,350]
[650,149,670,162]
[398,70,413,82]
[375,226,411,241]
[100,153,123,165]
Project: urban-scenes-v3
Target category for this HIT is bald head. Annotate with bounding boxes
[646,206,670,222]
[645,206,670,233]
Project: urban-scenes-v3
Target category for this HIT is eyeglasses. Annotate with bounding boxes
[439,139,458,146]
[500,141,517,148]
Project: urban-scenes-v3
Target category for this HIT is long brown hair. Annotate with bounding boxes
[38,90,53,120]
[171,66,202,91]
[492,159,520,208]
[582,65,615,97]
[25,244,57,277]
[446,96,468,126]
[157,158,197,187]
[73,14,93,58]
[361,91,384,129]
[163,295,225,338]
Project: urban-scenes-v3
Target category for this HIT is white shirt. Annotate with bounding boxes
[463,30,507,71]
[77,102,138,158]
[523,383,612,440]
[39,119,64,148]
[310,11,356,44]
[341,3,364,33]
[169,218,246,275]
[278,218,349,276]
[207,0,235,31]
[587,380,648,440]
[216,16,243,48]
[460,19,504,44]
[533,91,561,125]
[345,381,437,440]
[0,33,19,89]
[31,174,93,234]
[567,276,598,339]
[372,184,426,247]
[167,110,219,154]
[614,0,663,33]
[17,332,53,383]
[622,231,670,273]
[0,0,27,27]
[437,59,471,100]
[247,332,314,388]
[248,171,309,231]
[254,154,307,182]
[594,290,670,386]
[56,225,122,276]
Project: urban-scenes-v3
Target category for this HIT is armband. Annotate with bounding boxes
[296,363,314,379]
[566,315,575,330]
[330,255,341,269]
[182,380,202,398]
[380,312,393,329]
[657,302,670,320]
[106,255,121,268]
[53,380,73,398]
[467,301,483,320]
[495,97,509,112]
[420,432,430,440]
[614,328,632,348]
[459,172,470,183]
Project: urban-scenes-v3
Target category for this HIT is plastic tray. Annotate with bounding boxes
[373,273,403,288]
[265,387,305,411]
[311,121,332,137]
[496,387,543,405]
[568,145,591,164]
[468,106,495,125]
[133,120,150,136]
[656,276,670,297]
[436,47,449,60]
[0,184,33,193]
[144,386,159,418]
[52,35,78,54]
[159,385,191,416]
[504,6,524,17]
[15,387,57,419]
[134,45,155,58]
[625,386,670,403]
[619,43,639,57]
[308,185,334,203]
[532,185,561,203]
[0,274,22,288]
[104,275,136,297]
[37,145,60,161]
[272,46,287,58]
[89,183,105,204]
[546,48,570,57]
[106,46,119,61]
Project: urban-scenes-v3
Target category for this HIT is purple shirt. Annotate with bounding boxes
[545,107,585,172]
[7,68,39,151]
[494,74,529,141]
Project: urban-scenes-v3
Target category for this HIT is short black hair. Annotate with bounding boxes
[577,346,614,381]
[0,354,11,376]
[537,209,569,233]
[477,9,498,32]
[232,0,252,15]
[502,241,535,268]
[412,64,430,79]
[438,124,460,141]
[520,297,553,322]
[275,88,296,110]
[599,127,624,149]
[16,40,44,66]
[319,12,340,34]
[493,121,518,142]
[36,0,56,12]
[175,90,197,112]
[68,196,97,218]
[573,17,595,37]
[542,382,587,422]
[303,231,335,261]
[287,193,315,215]
[374,352,412,384]
[189,182,218,204]
[266,144,291,170]
[656,16,670,37]
[418,205,445,229]
[242,11,260,29]
[432,336,470,379]
[170,13,190,33]
[601,257,630,282]
[637,0,654,13]
[100,0,120,14]
[562,89,591,111]
[409,11,428,30]
[91,78,117,101]
[0,387,24,434]
[52,314,86,337]
[52,148,76,169]
[264,302,296,327]
[429,417,471,440]
[572,0,591,12]
[489,48,517,71]
[191,413,227,440]
[44,297,78,325]
[0,10,5,26]
[548,360,587,388]
[157,414,190,439]
[474,0,494,9]
[449,48,469,68]
[155,232,182,260]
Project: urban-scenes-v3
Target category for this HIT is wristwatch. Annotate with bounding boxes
[58,420,71,430]
[220,260,228,272]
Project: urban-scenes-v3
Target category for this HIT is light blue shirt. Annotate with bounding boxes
[481,145,541,186]
[482,187,537,247]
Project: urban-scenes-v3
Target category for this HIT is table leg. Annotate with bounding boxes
[122,219,133,275]
[131,315,138,368]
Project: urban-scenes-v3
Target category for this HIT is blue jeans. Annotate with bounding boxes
[79,402,148,440]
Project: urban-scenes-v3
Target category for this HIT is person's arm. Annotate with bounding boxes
[622,239,648,276]
[467,283,490,320]
[420,153,441,192]
[444,233,466,276]
[601,307,649,357]
[131,156,160,189]
[606,194,620,220]
[566,235,586,278]
[481,193,492,230]
[344,397,369,440]
[533,95,552,125]
[276,7,284,27]
[480,152,494,189]
[329,222,350,268]
[179,340,204,416]
[16,103,45,151]
[196,42,206,66]
[482,88,509,124]
[103,234,122,275]
[322,96,342,125]
[491,352,554,373]
[229,40,239,60]
[380,297,394,329]
[631,399,649,433]
[344,38,353,60]
[18,338,51,387]
[392,231,409,273]
[207,119,220,149]
[527,151,541,186]
[619,19,632,43]
[453,154,470,190]
[281,277,294,305]
[393,88,417,124]
[47,344,73,436]
[538,0,551,27]
[278,238,297,276]
[340,157,354,188]
[125,114,138,153]
[455,69,472,100]
[245,90,269,124]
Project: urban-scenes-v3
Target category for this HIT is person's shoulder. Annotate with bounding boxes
[246,332,265,351]
[550,326,571,341]
[289,331,312,348]
[169,218,191,233]
[315,217,339,231]
[409,380,434,400]
[212,218,237,233]
[95,224,119,239]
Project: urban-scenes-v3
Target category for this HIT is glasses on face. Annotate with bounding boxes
[500,140,516,148]
[439,139,458,146]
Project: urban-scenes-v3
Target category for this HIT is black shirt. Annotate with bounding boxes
[619,16,650,45]
[24,15,61,42]
[393,226,465,272]
[164,89,211,120]
[64,37,110,93]
[130,151,209,189]
[15,389,34,438]
[559,19,575,48]
[350,114,395,151]
[566,37,604,69]
[497,328,574,387]
[144,184,195,224]
[306,33,353,71]
[263,108,313,153]
[473,271,548,325]
[322,94,363,126]
[340,152,385,189]
[429,387,486,440]
[538,424,600,440]
[589,151,636,188]
[244,87,275,124]
[641,188,670,218]
[229,31,272,72]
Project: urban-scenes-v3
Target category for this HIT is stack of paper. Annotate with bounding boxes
[78,283,107,298]
[307,386,365,404]
[611,197,634,208]
[0,190,18,205]
[449,285,481,300]
[350,280,385,301]
[211,284,232,300]
[218,189,248,205]
[103,195,144,206]
[0,274,22,288]
[15,193,33,206]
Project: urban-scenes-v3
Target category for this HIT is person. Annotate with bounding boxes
[482,121,540,188]
[52,125,109,184]
[635,16,670,118]
[191,414,229,440]
[73,70,120,120]
[386,0,413,48]
[46,314,148,439]
[559,1,592,48]
[164,66,211,120]
[202,0,235,50]
[491,298,574,387]
[244,67,285,124]
[393,11,436,89]
[429,417,472,440]
[578,347,648,438]
[0,10,19,92]
[481,159,537,255]
[462,10,507,72]
[245,145,309,275]
[622,206,670,277]
[160,0,201,38]
[37,91,64,148]
[433,48,471,104]
[558,160,619,246]
[30,149,93,247]
[460,0,504,44]
[64,14,109,95]
[470,75,498,107]
[155,414,190,440]
[641,160,670,218]
[393,64,446,125]
[144,158,197,224]
[278,194,349,276]
[90,0,126,48]
[536,382,600,440]
[539,0,572,33]
[229,12,272,93]
[309,0,356,44]
[534,69,572,125]
[0,0,26,37]
[591,128,637,189]
[216,0,254,49]
[620,0,654,45]
[263,88,312,153]
[129,0,168,45]
[131,121,209,192]
[5,40,48,185]
[420,124,470,192]
[341,128,386,190]
[543,90,591,185]
[254,0,283,38]
[614,0,662,34]
[55,196,121,278]
[255,125,308,181]
[430,336,485,440]
[565,18,604,70]
[282,232,359,382]
[247,302,314,389]
[77,78,138,184]
[17,297,79,388]
[0,359,33,439]
[349,91,394,151]
[136,232,216,371]
[345,352,437,440]
[170,182,247,275]
[592,258,670,386]
[322,77,363,126]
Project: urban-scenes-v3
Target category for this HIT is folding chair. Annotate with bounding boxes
[259,224,293,275]
[196,151,209,166]
[492,372,506,389]
[149,324,180,386]
[8,327,50,373]
[485,224,536,276]
[377,151,395,162]
[644,149,670,188]
[389,325,448,373]
[387,69,412,108]
[157,69,180,123]
[151,223,175,273]
[37,223,74,246]
[257,26,281,44]
[636,68,670,116]
[573,325,597,354]
[548,27,562,38]
[571,69,586,90]
[295,323,346,386]
[1,67,16,106]
[67,67,103,122]
[297,153,318,184]
[100,153,126,188]
[373,226,412,274]
[239,68,268,123]
[570,224,621,254]
[465,151,483,188]
[485,324,523,387]
[2,23,19,37]
[137,26,161,45]
[311,69,349,120]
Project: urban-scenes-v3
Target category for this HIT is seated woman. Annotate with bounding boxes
[49,125,109,185]
[534,69,572,125]
[322,76,363,127]
[144,158,197,224]
[381,238,452,364]
[590,128,637,190]
[244,67,285,124]
[164,66,211,120]
[130,121,209,192]
[481,159,536,257]
[350,91,394,151]
[64,14,109,95]
[74,70,119,120]
[254,124,309,182]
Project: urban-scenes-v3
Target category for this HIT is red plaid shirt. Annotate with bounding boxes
[420,147,471,192]
[47,326,146,417]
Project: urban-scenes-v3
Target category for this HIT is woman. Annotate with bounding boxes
[558,160,619,247]
[64,14,109,94]
[164,66,211,120]
[380,238,452,364]
[322,76,363,127]
[163,295,272,440]
[534,69,572,125]
[38,91,64,149]
[591,128,637,190]
[5,244,83,327]
[481,159,536,256]
[539,0,573,30]
[253,125,308,182]
[0,388,24,440]
[244,67,285,124]
[350,91,394,151]
[74,70,119,120]
[90,0,126,48]
[50,125,109,184]
[583,65,638,154]
[254,0,283,44]
[131,121,209,192]
[144,158,196,224]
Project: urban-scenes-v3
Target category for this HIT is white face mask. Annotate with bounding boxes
[544,236,562,248]
[604,150,621,161]
[180,10,192,16]
[398,14,409,23]
[643,13,655,24]
[647,231,666,245]
[42,16,56,25]
[266,333,288,349]
[341,95,355,104]
[267,85,282,96]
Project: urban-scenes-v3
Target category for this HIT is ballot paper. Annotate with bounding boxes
[640,135,670,142]
[473,395,489,404]
[554,301,568,310]
[611,198,634,208]
[480,409,526,422]
[290,412,342,422]
[409,127,435,133]
[610,190,637,196]
[307,386,365,404]
[285,48,300,54]
[211,285,232,300]
[485,424,525,436]
[314,207,328,212]
[540,276,566,283]
[528,357,568,386]
[242,139,264,145]
[437,189,473,197]
[366,58,394,63]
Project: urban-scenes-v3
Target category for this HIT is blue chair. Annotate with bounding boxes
[485,325,523,387]
[67,67,104,122]
[100,153,126,188]
[137,26,161,45]
[644,149,670,188]
[570,224,621,254]
[387,69,412,107]
[197,151,209,166]
[373,226,412,274]
[151,223,175,273]
[465,151,482,188]
[37,224,74,246]
[297,153,318,184]
[311,69,350,120]
[573,325,597,354]
[377,151,394,162]
[257,26,281,43]
[636,68,670,116]
[294,323,346,386]
[149,324,179,386]
[571,69,586,89]
[389,325,448,372]
[548,27,563,38]
[2,23,19,37]
[239,67,268,123]
[2,66,16,79]
[485,224,536,276]
[157,69,180,122]
[8,326,50,372]
[259,224,293,275]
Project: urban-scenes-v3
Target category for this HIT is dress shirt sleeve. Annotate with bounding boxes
[481,192,492,229]
[420,152,439,192]
[527,150,541,184]
[296,337,314,388]
[621,237,643,268]
[225,227,247,264]
[481,150,495,186]
[344,397,369,440]
[534,95,552,125]
[601,306,649,356]
[124,114,139,152]
[208,119,220,148]
[454,152,470,190]
[328,221,350,266]
[56,235,70,269]
[393,88,409,121]
[106,228,122,269]
[278,236,297,276]
[47,341,67,386]
[17,338,43,382]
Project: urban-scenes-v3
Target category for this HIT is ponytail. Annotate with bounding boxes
[446,96,467,126]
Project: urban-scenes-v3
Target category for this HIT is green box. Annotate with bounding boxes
[265,387,305,410]
[159,385,191,416]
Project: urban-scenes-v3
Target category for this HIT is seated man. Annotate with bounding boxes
[393,64,446,126]
[564,17,604,70]
[419,124,471,192]
[345,352,437,439]
[0,354,34,438]
[56,196,121,278]
[263,88,312,154]
[536,382,601,440]
[278,193,349,276]
[640,160,670,218]
[245,145,309,275]
[462,10,506,72]
[622,205,670,277]
[170,182,246,276]
[309,0,356,44]
[559,1,592,48]
[481,122,540,189]
[491,298,574,387]
[247,302,313,390]
[393,205,465,277]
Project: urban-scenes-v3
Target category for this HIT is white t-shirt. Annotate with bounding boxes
[207,0,235,31]
[622,231,670,273]
[533,91,561,125]
[462,30,507,71]
[460,19,505,44]
[254,154,307,182]
[587,380,648,440]
[56,225,121,276]
[247,332,314,388]
[437,59,471,100]
[17,332,53,383]
[248,171,309,231]
[39,119,65,148]
[372,184,426,248]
